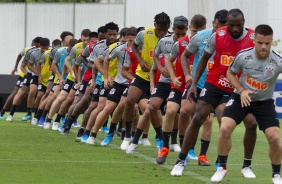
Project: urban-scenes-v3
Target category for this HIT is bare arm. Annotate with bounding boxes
[181,49,194,85]
[73,64,80,83]
[166,55,182,88]
[12,53,22,75]
[20,61,27,75]
[64,57,75,80]
[153,52,169,77]
[132,42,149,72]
[121,66,134,81]
[150,68,157,92]
[51,62,60,78]
[27,62,38,76]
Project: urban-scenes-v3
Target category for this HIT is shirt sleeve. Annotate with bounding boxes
[169,41,179,59]
[20,49,25,56]
[204,33,216,54]
[134,31,144,45]
[49,48,57,60]
[82,45,90,57]
[109,46,119,60]
[28,52,36,64]
[67,46,76,60]
[123,52,131,67]
[75,54,83,65]
[53,51,60,64]
[186,34,199,54]
[229,53,244,74]
[39,53,45,64]
[100,48,110,61]
[154,39,163,56]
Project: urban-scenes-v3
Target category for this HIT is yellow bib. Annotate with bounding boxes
[41,49,52,86]
[102,42,119,81]
[136,27,159,81]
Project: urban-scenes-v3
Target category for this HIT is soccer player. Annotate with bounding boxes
[156,14,206,164]
[171,9,257,177]
[126,16,189,154]
[211,24,282,184]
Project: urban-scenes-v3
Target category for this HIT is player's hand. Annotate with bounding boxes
[38,76,42,84]
[89,81,95,93]
[59,77,65,87]
[240,89,254,107]
[140,60,150,72]
[11,68,17,76]
[185,74,193,86]
[172,76,182,89]
[158,66,170,78]
[187,84,197,103]
[71,71,76,80]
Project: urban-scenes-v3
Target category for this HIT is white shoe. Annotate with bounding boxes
[141,138,151,146]
[126,143,137,154]
[43,122,51,129]
[170,161,185,176]
[170,144,181,152]
[273,174,282,184]
[6,115,13,122]
[30,118,38,125]
[86,136,95,145]
[211,167,227,183]
[52,122,59,131]
[120,138,131,150]
[241,166,256,178]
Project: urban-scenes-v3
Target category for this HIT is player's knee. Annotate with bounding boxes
[125,97,135,108]
[219,124,233,138]
[243,118,257,131]
[267,134,280,147]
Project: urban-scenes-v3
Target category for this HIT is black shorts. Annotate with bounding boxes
[16,76,25,88]
[51,83,57,93]
[99,82,110,98]
[38,84,47,93]
[167,88,183,105]
[30,76,38,86]
[150,82,171,101]
[223,93,279,131]
[130,74,150,94]
[87,79,93,86]
[122,87,128,97]
[107,82,128,104]
[91,84,101,102]
[62,79,75,93]
[22,73,32,87]
[199,82,230,109]
[181,85,202,102]
[48,74,55,82]
[121,87,149,102]
[79,80,88,94]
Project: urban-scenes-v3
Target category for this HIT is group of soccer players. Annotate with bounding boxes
[1,8,282,184]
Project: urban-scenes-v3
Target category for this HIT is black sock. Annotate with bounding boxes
[109,123,117,135]
[83,129,91,136]
[41,109,49,119]
[77,127,85,137]
[191,139,197,150]
[125,121,132,138]
[1,109,5,116]
[131,131,135,137]
[154,126,162,140]
[171,129,178,144]
[218,155,228,169]
[103,118,108,127]
[117,119,122,131]
[64,116,75,130]
[179,135,184,147]
[90,132,97,138]
[178,153,187,161]
[163,131,171,148]
[200,139,210,156]
[46,118,52,123]
[27,108,32,116]
[35,109,43,119]
[132,128,143,144]
[55,114,63,123]
[242,158,252,169]
[121,128,125,140]
[10,105,18,116]
[142,133,148,139]
[272,164,281,177]
[34,108,38,115]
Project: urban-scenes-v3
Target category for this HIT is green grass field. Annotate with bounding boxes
[0,113,280,184]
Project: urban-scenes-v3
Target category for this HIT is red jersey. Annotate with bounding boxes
[82,41,98,82]
[207,26,254,92]
[126,45,138,84]
[170,35,190,93]
[154,54,165,83]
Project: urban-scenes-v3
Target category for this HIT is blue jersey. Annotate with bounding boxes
[192,28,214,89]
[55,47,74,80]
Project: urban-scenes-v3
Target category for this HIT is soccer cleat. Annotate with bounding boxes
[22,114,32,121]
[170,144,181,152]
[198,155,211,166]
[72,120,80,128]
[126,143,137,154]
[75,136,81,142]
[184,154,189,168]
[30,118,38,125]
[100,126,109,133]
[215,162,220,170]
[120,138,131,150]
[58,123,64,132]
[272,174,282,184]
[43,122,51,129]
[60,128,70,136]
[0,115,4,119]
[141,138,151,146]
[155,138,163,150]
[86,136,95,145]
[241,166,256,178]
[188,149,198,160]
[80,134,89,143]
[100,134,114,146]
[114,129,122,137]
[51,122,59,131]
[211,167,227,183]
[62,117,66,124]
[171,160,185,176]
[38,117,45,127]
[156,147,169,164]
[6,115,13,122]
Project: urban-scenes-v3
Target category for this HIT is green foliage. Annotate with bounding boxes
[272,39,281,46]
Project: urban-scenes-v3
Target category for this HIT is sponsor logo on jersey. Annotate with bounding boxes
[264,66,275,78]
[149,50,154,58]
[181,41,189,47]
[203,37,209,44]
[218,30,226,36]
[147,31,153,36]
[249,33,254,39]
[207,61,214,70]
[246,75,268,90]
[218,75,233,88]
[220,55,234,66]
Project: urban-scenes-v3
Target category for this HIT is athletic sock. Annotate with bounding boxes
[142,133,148,139]
[41,109,49,119]
[55,114,63,123]
[132,128,143,144]
[179,135,184,147]
[77,127,85,137]
[27,108,32,116]
[178,153,187,161]
[83,129,91,136]
[45,118,52,123]
[272,164,281,177]
[117,119,122,131]
[108,123,117,135]
[35,109,43,119]
[34,108,38,115]
[242,158,252,169]
[10,105,18,116]
[218,155,228,169]
[1,109,5,116]
[199,139,210,156]
[90,132,97,138]
[163,131,171,148]
[154,126,162,140]
[131,131,135,137]
[171,128,178,144]
[125,121,132,138]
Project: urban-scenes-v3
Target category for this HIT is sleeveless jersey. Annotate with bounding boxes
[126,45,138,84]
[136,27,159,81]
[102,42,119,81]
[155,54,165,83]
[83,40,98,82]
[41,49,52,86]
[67,42,85,82]
[207,26,254,92]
